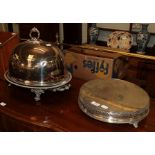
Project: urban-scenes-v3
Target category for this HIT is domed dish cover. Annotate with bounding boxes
[78,79,150,128]
[5,27,72,101]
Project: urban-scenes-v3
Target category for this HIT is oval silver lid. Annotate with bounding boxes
[6,27,69,87]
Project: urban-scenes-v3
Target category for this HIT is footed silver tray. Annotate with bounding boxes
[5,71,72,101]
[78,79,150,128]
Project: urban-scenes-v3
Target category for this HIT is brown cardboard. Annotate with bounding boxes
[64,46,128,81]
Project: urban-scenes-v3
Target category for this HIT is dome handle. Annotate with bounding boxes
[29,27,40,41]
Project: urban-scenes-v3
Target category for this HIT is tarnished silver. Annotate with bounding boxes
[78,79,150,128]
[5,27,72,101]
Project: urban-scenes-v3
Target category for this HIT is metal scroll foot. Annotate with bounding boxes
[52,83,71,92]
[133,122,139,128]
[31,89,45,101]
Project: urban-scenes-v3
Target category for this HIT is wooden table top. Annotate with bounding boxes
[0,78,155,131]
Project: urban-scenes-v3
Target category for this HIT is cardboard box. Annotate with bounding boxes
[0,32,19,80]
[64,46,128,81]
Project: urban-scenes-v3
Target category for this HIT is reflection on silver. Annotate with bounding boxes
[5,27,72,101]
[40,61,47,67]
[107,116,114,123]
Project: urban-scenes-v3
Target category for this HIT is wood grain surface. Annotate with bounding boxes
[0,78,155,131]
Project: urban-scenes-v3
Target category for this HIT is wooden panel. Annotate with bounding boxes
[125,57,155,97]
[0,32,19,80]
[0,47,5,80]
[0,114,51,131]
[63,23,82,44]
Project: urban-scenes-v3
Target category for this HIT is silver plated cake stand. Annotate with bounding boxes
[78,78,150,128]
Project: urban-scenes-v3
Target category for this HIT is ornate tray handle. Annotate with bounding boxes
[29,27,40,41]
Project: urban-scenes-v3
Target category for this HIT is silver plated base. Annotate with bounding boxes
[78,78,150,128]
[5,71,72,101]
[78,97,149,128]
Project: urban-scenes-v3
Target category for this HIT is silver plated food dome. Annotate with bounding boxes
[5,27,72,101]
